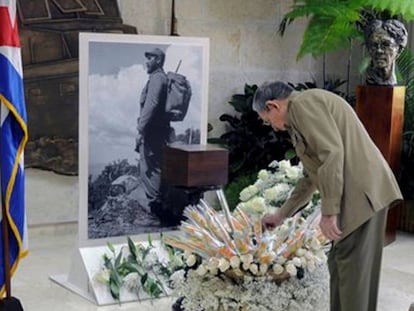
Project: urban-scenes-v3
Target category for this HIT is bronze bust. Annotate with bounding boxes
[364,19,408,86]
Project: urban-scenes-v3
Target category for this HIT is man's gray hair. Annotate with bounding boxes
[252,81,294,112]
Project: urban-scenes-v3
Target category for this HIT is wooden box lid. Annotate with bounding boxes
[162,144,228,187]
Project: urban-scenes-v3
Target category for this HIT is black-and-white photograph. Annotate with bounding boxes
[78,33,209,243]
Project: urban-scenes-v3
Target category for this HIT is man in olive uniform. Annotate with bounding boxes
[255,81,402,311]
[136,47,171,219]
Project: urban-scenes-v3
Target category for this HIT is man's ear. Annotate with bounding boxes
[266,100,279,111]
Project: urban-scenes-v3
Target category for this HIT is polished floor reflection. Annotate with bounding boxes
[11,224,414,311]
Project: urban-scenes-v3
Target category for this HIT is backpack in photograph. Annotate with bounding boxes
[166,60,192,122]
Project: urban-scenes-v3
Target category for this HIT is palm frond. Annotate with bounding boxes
[365,0,414,20]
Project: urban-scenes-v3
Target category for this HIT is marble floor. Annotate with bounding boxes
[10,223,414,311]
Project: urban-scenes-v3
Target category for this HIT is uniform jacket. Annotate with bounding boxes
[138,67,169,134]
[280,89,402,239]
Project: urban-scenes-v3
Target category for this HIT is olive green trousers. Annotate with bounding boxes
[328,208,388,311]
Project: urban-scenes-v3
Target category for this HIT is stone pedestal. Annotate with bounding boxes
[356,85,405,245]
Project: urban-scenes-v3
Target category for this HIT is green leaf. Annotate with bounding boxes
[365,0,414,20]
[127,237,138,261]
[284,149,297,160]
[148,234,153,247]
[107,242,115,254]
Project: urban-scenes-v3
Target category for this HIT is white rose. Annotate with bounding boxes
[258,169,269,181]
[196,264,207,276]
[218,258,230,272]
[285,263,297,276]
[186,254,197,267]
[209,267,219,275]
[230,256,241,269]
[272,264,284,275]
[249,263,259,275]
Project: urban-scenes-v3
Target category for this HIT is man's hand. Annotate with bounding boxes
[319,215,342,241]
[262,211,286,231]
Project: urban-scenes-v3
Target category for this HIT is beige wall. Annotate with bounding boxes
[28,0,357,225]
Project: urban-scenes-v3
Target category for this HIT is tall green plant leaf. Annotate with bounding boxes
[297,15,360,59]
[365,0,414,20]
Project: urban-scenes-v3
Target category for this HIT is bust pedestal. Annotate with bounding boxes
[356,85,405,245]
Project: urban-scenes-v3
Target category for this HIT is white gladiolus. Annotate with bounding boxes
[272,263,284,275]
[218,258,230,272]
[186,254,197,267]
[230,256,241,269]
[286,263,297,276]
[196,264,207,276]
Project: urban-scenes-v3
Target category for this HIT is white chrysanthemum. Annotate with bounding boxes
[230,256,241,269]
[258,169,269,181]
[123,272,139,290]
[239,185,259,202]
[272,263,284,275]
[218,258,230,272]
[169,269,186,288]
[285,263,297,276]
[186,254,197,267]
[196,264,207,276]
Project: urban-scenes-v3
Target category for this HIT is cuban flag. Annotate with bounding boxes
[0,0,29,296]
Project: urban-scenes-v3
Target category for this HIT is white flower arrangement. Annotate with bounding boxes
[166,160,329,311]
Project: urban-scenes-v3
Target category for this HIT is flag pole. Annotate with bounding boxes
[1,201,11,299]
